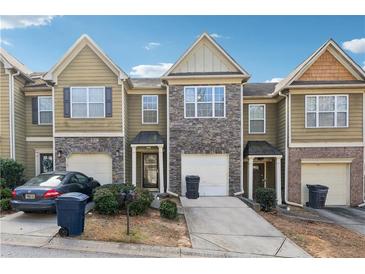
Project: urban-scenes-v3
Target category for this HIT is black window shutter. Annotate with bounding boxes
[32,97,38,124]
[105,87,112,117]
[64,87,71,118]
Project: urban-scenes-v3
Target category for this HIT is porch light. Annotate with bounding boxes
[57,150,63,158]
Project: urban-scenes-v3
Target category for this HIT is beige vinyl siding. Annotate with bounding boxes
[25,96,53,137]
[127,94,167,141]
[13,76,26,165]
[243,103,277,146]
[0,62,10,158]
[291,93,363,143]
[54,45,122,132]
[277,98,286,153]
[170,36,239,74]
[126,93,167,187]
[25,141,53,179]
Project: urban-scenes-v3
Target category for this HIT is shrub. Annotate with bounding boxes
[0,198,11,211]
[255,187,276,212]
[0,178,6,188]
[95,183,136,208]
[160,200,178,220]
[128,189,153,216]
[0,159,25,189]
[93,188,119,215]
[0,188,12,199]
[96,183,136,196]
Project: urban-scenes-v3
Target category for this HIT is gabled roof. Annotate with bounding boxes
[272,39,365,95]
[242,83,277,96]
[0,48,33,81]
[162,32,250,78]
[44,34,128,83]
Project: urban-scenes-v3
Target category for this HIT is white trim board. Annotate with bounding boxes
[54,132,124,137]
[26,137,53,142]
[301,158,354,164]
[290,142,364,148]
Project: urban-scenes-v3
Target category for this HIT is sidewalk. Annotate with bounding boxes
[1,232,303,258]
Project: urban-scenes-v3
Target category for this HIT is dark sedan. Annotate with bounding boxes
[11,171,100,213]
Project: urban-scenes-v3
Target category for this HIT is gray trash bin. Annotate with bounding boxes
[55,192,89,237]
[186,175,200,199]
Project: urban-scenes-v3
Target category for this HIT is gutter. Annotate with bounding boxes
[278,90,303,208]
[7,70,20,160]
[11,71,20,160]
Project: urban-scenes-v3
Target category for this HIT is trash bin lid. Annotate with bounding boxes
[56,192,89,201]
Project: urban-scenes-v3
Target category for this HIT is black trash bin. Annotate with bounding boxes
[186,175,200,199]
[55,192,89,237]
[306,184,329,209]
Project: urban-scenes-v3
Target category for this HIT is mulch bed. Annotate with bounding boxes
[78,208,191,248]
[260,209,365,258]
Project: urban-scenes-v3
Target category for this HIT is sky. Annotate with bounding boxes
[0,15,364,82]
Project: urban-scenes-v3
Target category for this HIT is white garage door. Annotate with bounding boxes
[301,163,350,206]
[66,153,112,185]
[181,154,229,196]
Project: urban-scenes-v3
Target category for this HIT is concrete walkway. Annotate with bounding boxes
[315,206,365,236]
[181,197,310,258]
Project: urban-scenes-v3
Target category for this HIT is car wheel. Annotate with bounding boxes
[58,227,69,237]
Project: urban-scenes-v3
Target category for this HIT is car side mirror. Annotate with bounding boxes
[88,177,94,182]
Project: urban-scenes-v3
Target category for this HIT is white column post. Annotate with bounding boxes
[158,145,164,193]
[131,146,137,186]
[248,157,254,200]
[275,156,282,205]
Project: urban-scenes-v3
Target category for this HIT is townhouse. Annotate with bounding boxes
[1,33,364,207]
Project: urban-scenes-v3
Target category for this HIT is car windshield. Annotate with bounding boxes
[24,174,65,187]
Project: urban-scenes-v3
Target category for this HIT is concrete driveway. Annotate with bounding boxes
[181,197,310,258]
[315,206,365,236]
[0,202,94,247]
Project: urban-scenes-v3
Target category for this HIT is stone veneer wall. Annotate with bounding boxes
[168,84,242,195]
[288,147,364,206]
[55,137,124,183]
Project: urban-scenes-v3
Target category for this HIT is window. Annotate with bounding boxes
[38,96,52,125]
[305,95,348,128]
[184,86,225,118]
[71,87,105,118]
[249,104,266,134]
[142,95,158,124]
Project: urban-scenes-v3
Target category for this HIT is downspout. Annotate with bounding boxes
[162,81,178,197]
[279,90,303,208]
[122,80,126,184]
[52,85,56,171]
[9,71,21,160]
[359,91,365,207]
[234,81,245,196]
[7,69,14,159]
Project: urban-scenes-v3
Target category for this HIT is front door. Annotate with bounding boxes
[143,153,158,188]
[40,153,53,173]
[253,163,265,197]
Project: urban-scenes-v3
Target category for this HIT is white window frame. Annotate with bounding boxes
[305,95,349,128]
[70,87,105,119]
[38,96,53,125]
[142,95,159,124]
[184,86,226,118]
[248,104,266,134]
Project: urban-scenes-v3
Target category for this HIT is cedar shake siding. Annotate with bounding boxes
[168,84,242,195]
[54,45,123,133]
[298,49,357,81]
